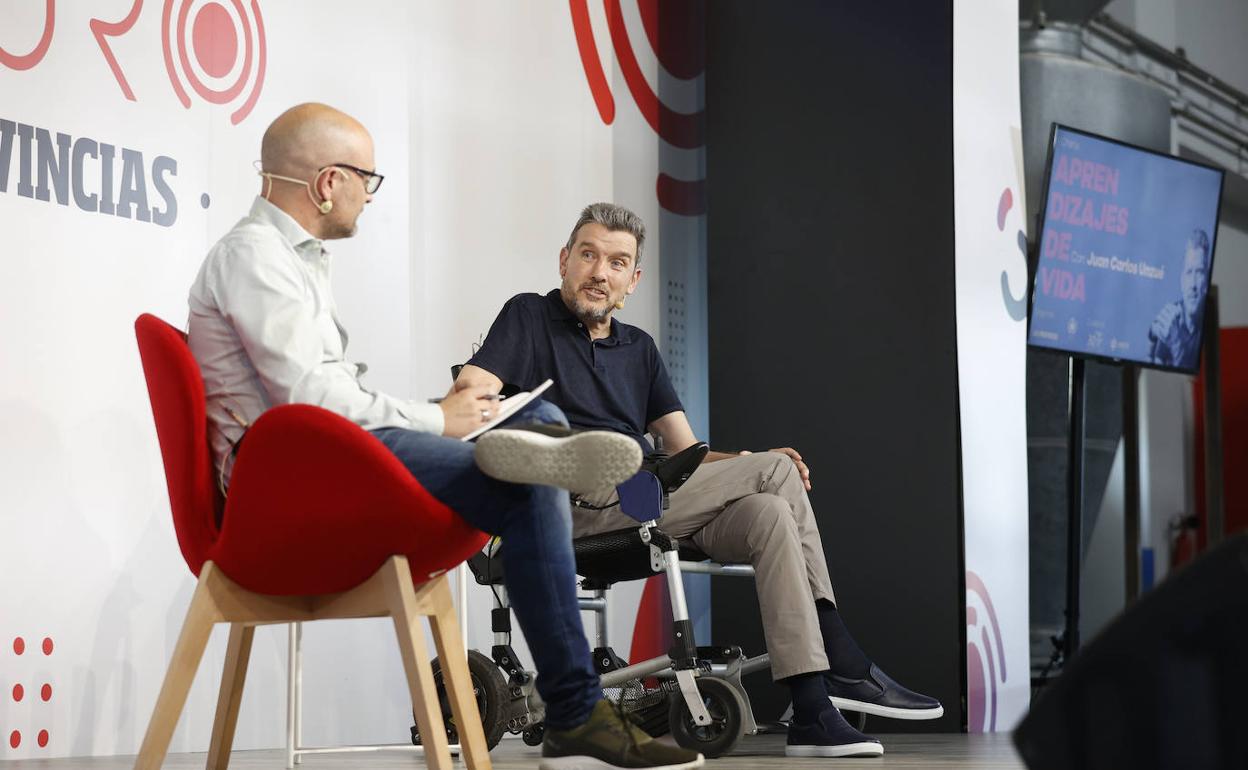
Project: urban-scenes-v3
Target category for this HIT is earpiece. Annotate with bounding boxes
[319,199,334,214]
[614,298,626,310]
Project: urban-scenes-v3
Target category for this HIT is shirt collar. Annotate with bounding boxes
[544,288,633,345]
[249,196,326,257]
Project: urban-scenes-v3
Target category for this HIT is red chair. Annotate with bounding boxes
[132,313,491,770]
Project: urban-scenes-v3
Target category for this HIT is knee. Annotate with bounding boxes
[756,452,803,497]
[523,398,569,428]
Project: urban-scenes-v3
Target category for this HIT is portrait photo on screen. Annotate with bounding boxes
[1027,124,1224,373]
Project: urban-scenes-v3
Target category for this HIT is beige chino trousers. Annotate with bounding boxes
[571,451,836,680]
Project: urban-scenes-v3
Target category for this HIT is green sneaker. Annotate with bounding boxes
[540,699,705,770]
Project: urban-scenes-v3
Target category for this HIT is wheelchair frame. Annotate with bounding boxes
[452,467,777,757]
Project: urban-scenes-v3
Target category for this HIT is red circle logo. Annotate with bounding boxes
[163,0,267,124]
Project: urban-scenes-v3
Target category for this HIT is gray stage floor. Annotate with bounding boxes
[12,733,1026,769]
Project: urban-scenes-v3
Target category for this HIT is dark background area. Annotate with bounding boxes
[705,1,964,731]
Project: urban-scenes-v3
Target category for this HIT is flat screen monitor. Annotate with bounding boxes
[1027,124,1224,374]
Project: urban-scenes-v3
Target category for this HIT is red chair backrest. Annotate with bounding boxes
[135,313,222,575]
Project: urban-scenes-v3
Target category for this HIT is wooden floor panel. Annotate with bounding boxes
[12,733,1025,769]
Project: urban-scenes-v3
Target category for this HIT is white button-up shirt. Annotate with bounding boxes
[188,196,444,481]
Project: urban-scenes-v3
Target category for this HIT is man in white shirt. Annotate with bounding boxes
[187,103,701,770]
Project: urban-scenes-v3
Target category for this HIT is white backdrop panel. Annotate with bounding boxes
[0,0,657,759]
[953,0,1033,733]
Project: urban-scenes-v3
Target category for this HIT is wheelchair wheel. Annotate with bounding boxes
[411,649,508,749]
[667,677,745,758]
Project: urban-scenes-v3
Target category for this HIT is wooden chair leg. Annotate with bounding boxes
[206,623,255,770]
[381,556,453,770]
[135,566,223,770]
[428,577,492,769]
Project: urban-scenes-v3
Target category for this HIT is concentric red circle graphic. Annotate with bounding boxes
[41,637,53,656]
[11,683,23,702]
[41,683,52,702]
[12,637,24,656]
[570,0,706,216]
[8,731,19,749]
[163,0,267,124]
[37,729,49,748]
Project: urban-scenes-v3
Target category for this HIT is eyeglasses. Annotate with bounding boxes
[325,163,384,194]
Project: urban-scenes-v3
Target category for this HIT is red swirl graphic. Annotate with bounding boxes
[90,0,143,100]
[570,0,615,125]
[569,0,706,215]
[0,0,55,71]
[965,570,1008,732]
[603,0,702,149]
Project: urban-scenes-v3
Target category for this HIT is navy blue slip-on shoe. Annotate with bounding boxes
[785,705,883,758]
[825,664,944,720]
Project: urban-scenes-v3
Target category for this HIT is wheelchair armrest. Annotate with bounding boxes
[641,441,709,494]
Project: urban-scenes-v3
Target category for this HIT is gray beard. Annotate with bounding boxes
[562,284,612,322]
[571,296,611,322]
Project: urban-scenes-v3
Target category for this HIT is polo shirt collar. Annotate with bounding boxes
[544,288,632,345]
[249,196,327,258]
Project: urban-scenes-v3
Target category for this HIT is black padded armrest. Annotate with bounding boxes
[641,441,709,494]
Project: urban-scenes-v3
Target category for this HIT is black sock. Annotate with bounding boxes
[786,671,832,725]
[816,599,872,679]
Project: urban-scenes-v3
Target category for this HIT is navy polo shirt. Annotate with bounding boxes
[467,289,683,451]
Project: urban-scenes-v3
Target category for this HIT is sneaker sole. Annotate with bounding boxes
[474,429,642,495]
[538,754,705,770]
[830,696,944,721]
[786,741,884,758]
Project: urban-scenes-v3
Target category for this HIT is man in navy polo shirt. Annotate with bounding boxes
[455,203,943,758]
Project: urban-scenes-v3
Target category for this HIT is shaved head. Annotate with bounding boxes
[261,102,371,176]
[257,103,377,239]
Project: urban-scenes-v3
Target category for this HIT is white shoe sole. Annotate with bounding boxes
[474,429,642,495]
[786,741,884,758]
[830,696,944,720]
[538,754,705,770]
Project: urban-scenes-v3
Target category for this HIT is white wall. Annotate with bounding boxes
[0,0,665,759]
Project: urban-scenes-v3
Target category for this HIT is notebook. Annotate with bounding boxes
[461,379,554,441]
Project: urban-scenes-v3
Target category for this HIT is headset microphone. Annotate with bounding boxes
[319,200,334,214]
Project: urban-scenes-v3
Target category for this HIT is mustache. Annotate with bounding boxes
[580,282,609,295]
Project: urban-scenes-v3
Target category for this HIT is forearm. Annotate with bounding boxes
[453,363,503,393]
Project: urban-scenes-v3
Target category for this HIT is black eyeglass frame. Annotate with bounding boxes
[323,163,384,194]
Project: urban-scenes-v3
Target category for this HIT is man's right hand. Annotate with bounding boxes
[440,384,501,438]
[1150,301,1182,346]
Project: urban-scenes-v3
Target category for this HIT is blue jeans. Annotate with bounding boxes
[371,400,599,730]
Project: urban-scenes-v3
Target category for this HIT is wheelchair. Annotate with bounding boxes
[411,438,774,758]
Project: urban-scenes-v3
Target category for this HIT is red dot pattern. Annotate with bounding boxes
[9,635,55,752]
